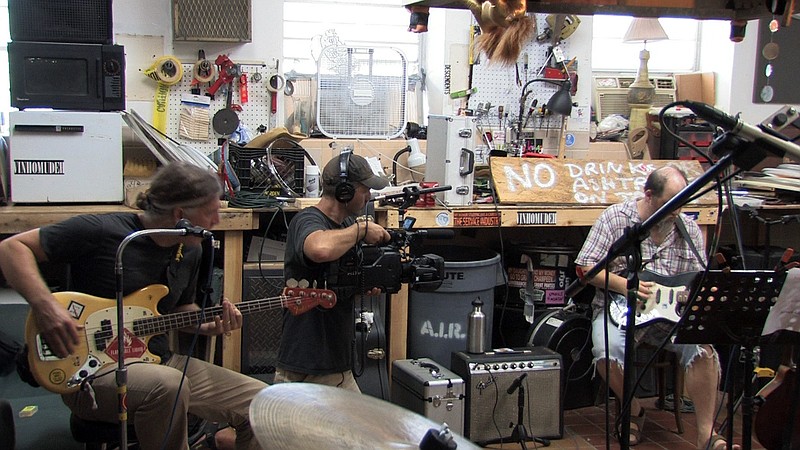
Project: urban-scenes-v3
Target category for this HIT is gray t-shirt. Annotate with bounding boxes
[278,206,356,375]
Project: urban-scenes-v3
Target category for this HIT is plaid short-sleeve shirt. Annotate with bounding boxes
[575,200,707,318]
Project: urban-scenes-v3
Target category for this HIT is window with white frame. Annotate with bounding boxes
[592,15,700,74]
[283,0,421,75]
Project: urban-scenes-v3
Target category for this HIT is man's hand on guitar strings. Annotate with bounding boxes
[35,297,83,358]
[206,299,243,336]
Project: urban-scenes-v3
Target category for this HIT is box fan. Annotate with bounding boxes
[316,46,407,139]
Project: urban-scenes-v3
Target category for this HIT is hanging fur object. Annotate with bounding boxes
[464,0,535,65]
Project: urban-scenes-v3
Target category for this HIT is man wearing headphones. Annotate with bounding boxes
[275,149,391,391]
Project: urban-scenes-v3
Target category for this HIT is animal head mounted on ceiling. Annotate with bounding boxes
[464,0,536,66]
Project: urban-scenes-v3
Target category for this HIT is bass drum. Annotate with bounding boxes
[527,308,596,410]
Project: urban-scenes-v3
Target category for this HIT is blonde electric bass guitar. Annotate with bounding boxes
[25,284,336,394]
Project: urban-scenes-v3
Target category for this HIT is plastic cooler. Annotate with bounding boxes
[407,246,502,369]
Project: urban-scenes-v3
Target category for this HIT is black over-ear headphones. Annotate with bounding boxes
[334,148,355,203]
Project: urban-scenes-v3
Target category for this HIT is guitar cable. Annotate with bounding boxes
[158,238,217,450]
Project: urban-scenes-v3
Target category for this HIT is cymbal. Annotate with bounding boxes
[249,383,481,450]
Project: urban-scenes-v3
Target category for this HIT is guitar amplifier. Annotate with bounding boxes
[451,347,563,443]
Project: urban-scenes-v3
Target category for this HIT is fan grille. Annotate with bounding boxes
[317,47,407,139]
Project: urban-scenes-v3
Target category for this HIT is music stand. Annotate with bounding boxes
[675,269,787,450]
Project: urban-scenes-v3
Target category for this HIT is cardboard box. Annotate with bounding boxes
[675,72,716,105]
[246,236,286,262]
[587,141,630,160]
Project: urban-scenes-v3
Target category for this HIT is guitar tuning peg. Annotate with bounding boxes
[312,280,318,288]
[298,279,310,288]
[286,278,298,288]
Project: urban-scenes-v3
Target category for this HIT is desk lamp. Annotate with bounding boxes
[517,78,573,147]
[623,18,669,130]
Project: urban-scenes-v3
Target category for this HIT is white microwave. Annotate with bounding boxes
[10,111,123,203]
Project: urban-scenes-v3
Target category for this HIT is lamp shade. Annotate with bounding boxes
[547,81,573,116]
[623,18,668,44]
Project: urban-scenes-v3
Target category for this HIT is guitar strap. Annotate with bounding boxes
[674,216,707,270]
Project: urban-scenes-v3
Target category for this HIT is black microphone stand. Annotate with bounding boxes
[564,131,771,449]
[113,227,209,448]
[508,377,550,449]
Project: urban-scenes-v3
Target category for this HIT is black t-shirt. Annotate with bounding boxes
[39,213,201,359]
[278,206,356,375]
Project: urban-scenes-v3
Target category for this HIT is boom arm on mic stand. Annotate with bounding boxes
[674,101,800,168]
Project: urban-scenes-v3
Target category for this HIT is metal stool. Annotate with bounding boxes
[611,346,686,435]
[652,348,685,434]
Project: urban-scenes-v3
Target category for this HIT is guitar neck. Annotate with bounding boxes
[132,296,287,336]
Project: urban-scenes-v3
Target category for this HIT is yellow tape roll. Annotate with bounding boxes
[144,56,184,85]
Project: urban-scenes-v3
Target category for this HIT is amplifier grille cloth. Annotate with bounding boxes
[466,365,561,442]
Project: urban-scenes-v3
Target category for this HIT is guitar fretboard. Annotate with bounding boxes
[131,295,291,336]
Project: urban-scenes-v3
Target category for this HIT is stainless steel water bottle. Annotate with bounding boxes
[467,298,486,354]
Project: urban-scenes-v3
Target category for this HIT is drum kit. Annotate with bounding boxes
[249,383,481,450]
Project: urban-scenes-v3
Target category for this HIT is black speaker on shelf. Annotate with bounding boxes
[241,263,285,383]
[9,0,113,44]
[451,347,563,443]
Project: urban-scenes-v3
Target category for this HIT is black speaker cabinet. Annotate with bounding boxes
[241,263,285,383]
[527,308,598,411]
[9,0,113,44]
[451,347,563,443]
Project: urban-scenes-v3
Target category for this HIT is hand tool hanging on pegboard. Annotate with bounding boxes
[207,54,238,99]
[267,59,286,129]
[143,55,184,133]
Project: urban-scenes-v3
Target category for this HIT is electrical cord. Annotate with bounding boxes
[227,191,285,209]
[658,102,715,163]
[256,206,290,283]
[159,238,217,450]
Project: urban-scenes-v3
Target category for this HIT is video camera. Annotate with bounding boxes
[329,217,448,294]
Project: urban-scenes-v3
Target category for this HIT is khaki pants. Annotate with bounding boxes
[274,368,361,393]
[63,355,266,450]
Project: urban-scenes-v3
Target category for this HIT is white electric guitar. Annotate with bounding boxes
[607,271,700,329]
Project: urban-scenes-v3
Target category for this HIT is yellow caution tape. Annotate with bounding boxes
[144,56,184,85]
[144,56,184,133]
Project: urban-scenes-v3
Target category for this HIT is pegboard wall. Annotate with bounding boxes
[163,62,275,156]
[467,14,575,130]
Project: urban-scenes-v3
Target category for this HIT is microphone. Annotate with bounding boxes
[506,372,527,395]
[175,219,213,239]
[679,101,800,162]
